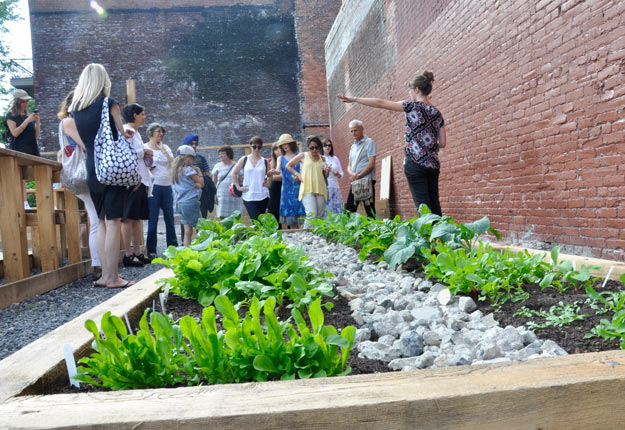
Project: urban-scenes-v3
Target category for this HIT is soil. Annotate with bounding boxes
[478,279,623,353]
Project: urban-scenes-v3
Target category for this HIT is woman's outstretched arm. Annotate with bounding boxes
[337,94,404,112]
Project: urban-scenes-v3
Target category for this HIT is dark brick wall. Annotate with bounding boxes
[326,0,625,259]
[30,0,338,166]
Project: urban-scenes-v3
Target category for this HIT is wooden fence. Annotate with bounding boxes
[0,147,90,309]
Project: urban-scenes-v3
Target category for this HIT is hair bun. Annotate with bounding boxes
[422,71,434,83]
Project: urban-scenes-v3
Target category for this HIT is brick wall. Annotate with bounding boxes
[30,0,338,167]
[326,0,625,259]
[293,0,341,139]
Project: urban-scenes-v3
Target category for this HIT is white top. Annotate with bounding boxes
[324,154,344,188]
[242,156,269,201]
[146,143,173,186]
[124,125,152,188]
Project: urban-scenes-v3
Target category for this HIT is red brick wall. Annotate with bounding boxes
[326,0,625,259]
[293,0,341,139]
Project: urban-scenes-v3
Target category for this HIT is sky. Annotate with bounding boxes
[1,0,32,109]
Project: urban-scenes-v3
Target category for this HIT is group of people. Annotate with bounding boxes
[3,63,446,288]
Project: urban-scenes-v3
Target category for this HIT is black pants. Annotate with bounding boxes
[243,198,269,220]
[404,158,441,216]
[345,179,376,218]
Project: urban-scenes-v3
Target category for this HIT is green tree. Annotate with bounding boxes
[0,0,20,144]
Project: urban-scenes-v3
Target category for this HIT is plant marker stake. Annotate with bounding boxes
[63,344,80,388]
[153,299,156,311]
[601,266,614,289]
[164,285,170,301]
[124,313,133,335]
[159,293,166,314]
[572,260,576,271]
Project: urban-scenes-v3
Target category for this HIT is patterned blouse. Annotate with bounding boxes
[402,101,445,170]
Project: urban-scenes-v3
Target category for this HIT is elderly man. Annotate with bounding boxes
[345,119,376,218]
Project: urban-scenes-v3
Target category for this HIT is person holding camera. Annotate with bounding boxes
[4,89,40,156]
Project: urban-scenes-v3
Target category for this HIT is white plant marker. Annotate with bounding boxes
[63,344,80,388]
[159,293,167,314]
[124,313,133,335]
[153,299,156,311]
[572,260,576,271]
[601,266,614,289]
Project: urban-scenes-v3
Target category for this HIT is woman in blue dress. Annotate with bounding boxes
[270,133,305,228]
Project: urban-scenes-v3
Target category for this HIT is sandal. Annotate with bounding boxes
[134,253,152,264]
[106,280,136,289]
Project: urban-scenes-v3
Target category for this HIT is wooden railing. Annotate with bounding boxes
[0,147,89,308]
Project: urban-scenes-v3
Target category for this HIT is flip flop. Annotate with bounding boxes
[106,280,136,289]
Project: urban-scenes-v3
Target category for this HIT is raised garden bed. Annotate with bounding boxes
[2,212,625,428]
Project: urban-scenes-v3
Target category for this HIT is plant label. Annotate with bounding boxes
[124,313,133,335]
[159,293,167,314]
[63,344,80,388]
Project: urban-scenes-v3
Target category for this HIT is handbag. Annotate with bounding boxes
[58,121,89,195]
[350,140,373,202]
[229,182,243,198]
[94,97,139,187]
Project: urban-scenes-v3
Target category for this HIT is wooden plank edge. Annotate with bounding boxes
[0,268,171,403]
[0,260,93,310]
[490,243,625,279]
[1,350,624,429]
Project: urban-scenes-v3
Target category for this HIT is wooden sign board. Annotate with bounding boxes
[379,155,392,200]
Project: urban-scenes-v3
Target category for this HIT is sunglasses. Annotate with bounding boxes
[251,145,262,149]
[309,146,320,151]
[323,144,332,147]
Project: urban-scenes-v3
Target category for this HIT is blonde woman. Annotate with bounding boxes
[286,135,330,228]
[57,91,101,278]
[71,63,135,289]
[171,145,204,246]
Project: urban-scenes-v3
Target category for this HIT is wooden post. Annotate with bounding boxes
[0,157,30,281]
[65,191,81,264]
[126,80,136,104]
[34,165,59,273]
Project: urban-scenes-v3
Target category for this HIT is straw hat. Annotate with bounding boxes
[275,133,296,146]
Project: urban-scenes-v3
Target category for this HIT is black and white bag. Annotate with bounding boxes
[94,97,139,187]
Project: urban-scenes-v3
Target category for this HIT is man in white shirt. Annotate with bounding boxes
[345,119,376,218]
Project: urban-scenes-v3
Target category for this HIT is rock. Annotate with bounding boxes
[541,340,568,356]
[399,277,414,290]
[392,297,410,311]
[357,341,393,361]
[472,357,512,366]
[476,340,502,361]
[351,311,365,325]
[399,331,424,357]
[437,288,453,306]
[378,334,396,346]
[510,343,542,361]
[379,298,394,309]
[430,283,448,295]
[415,351,436,368]
[481,313,498,328]
[417,279,432,291]
[495,326,524,352]
[422,331,442,346]
[388,357,419,371]
[458,296,477,313]
[410,306,441,325]
[355,327,371,343]
[400,309,414,322]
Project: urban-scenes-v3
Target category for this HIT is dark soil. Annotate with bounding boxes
[478,279,623,354]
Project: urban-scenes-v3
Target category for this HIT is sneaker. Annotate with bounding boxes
[123,254,144,267]
[134,253,152,264]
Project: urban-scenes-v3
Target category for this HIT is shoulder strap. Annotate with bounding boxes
[243,156,247,169]
[217,164,235,188]
[354,139,370,169]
